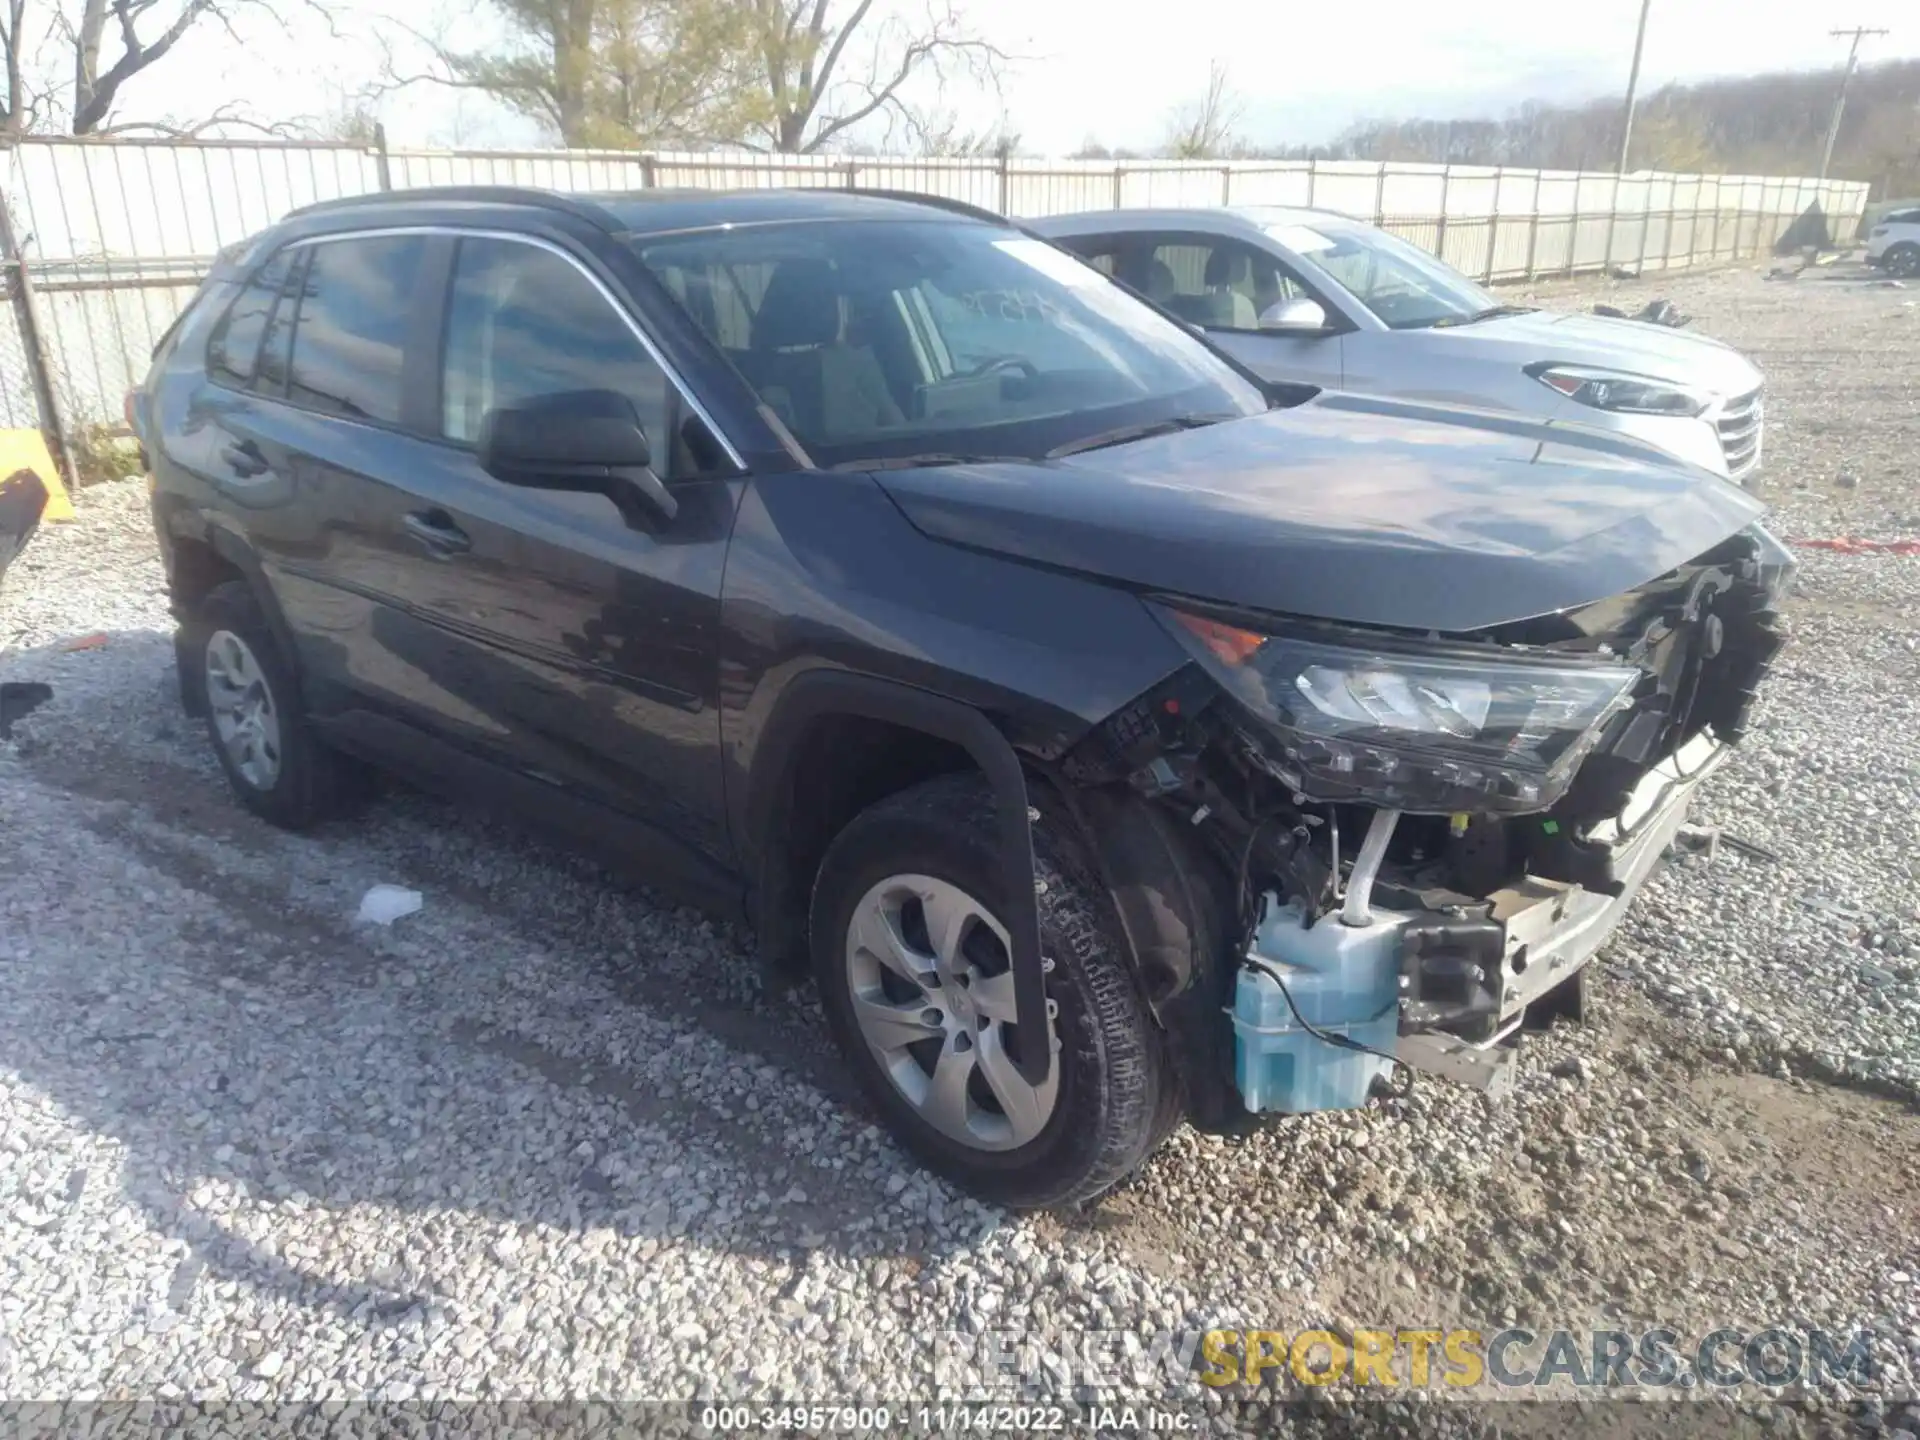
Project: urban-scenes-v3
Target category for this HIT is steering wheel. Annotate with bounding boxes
[961,355,1039,383]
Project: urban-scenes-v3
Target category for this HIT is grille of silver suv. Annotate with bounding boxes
[1717,387,1763,480]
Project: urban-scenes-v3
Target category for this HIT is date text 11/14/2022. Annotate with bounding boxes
[695,1404,1193,1432]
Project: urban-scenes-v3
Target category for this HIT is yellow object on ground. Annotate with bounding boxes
[0,428,73,520]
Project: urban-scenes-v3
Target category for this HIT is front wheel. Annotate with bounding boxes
[1885,243,1920,279]
[809,773,1169,1208]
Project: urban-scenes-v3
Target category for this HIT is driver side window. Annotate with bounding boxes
[440,236,682,474]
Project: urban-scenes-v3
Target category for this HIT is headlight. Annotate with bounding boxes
[1529,363,1712,417]
[1159,607,1641,813]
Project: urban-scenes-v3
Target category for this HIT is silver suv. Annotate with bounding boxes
[1031,206,1767,488]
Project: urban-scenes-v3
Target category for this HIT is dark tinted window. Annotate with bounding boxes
[255,248,306,395]
[206,248,295,387]
[440,237,674,466]
[286,236,428,424]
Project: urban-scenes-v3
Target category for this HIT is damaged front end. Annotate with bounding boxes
[1062,523,1793,1118]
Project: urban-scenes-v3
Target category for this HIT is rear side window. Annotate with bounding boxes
[255,249,307,395]
[206,248,295,387]
[285,236,429,424]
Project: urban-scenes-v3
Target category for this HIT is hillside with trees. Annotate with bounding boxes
[1281,60,1920,196]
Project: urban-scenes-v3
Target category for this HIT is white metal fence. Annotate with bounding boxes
[0,136,1870,439]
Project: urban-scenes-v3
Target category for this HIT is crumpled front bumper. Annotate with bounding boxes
[1398,729,1730,1093]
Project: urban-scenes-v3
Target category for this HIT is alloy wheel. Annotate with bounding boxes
[843,873,1058,1151]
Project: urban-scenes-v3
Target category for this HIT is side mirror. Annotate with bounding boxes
[1258,297,1329,334]
[478,390,678,527]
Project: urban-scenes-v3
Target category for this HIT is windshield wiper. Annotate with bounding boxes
[1427,304,1536,329]
[830,452,1028,471]
[1044,412,1237,459]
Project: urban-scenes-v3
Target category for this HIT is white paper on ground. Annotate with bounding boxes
[356,884,423,926]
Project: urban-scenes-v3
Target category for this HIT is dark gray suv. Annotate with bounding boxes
[133,186,1789,1208]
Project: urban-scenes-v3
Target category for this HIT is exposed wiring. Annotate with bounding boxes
[1233,813,1286,944]
[1241,952,1413,1098]
[1232,808,1409,1099]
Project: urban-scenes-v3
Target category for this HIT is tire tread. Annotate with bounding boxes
[811,771,1167,1209]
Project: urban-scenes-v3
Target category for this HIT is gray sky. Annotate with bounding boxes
[80,0,1920,153]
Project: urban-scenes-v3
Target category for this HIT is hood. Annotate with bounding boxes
[872,393,1767,633]
[1436,308,1763,396]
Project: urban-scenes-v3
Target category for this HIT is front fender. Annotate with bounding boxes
[744,667,1052,1085]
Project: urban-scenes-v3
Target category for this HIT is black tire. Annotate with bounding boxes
[810,773,1169,1209]
[1887,243,1920,279]
[183,580,361,830]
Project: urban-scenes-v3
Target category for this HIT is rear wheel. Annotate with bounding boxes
[810,773,1169,1208]
[1886,243,1920,279]
[185,581,362,829]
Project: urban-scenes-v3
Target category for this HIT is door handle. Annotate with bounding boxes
[220,439,269,478]
[403,509,471,557]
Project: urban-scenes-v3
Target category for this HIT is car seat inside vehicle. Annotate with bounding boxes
[740,259,905,442]
[1201,250,1259,329]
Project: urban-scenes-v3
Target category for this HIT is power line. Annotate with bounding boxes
[1616,0,1653,175]
[1820,25,1890,180]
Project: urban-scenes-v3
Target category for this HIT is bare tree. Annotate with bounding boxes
[913,106,1015,157]
[70,0,337,134]
[1163,61,1240,160]
[379,0,1007,153]
[1,0,44,133]
[1,0,339,135]
[1324,57,1920,183]
[743,0,1006,153]
[380,0,765,148]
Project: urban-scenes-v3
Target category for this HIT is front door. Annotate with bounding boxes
[391,233,744,870]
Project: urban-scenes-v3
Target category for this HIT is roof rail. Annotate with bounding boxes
[843,188,1010,226]
[286,185,617,225]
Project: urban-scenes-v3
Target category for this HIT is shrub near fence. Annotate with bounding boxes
[0,135,1870,442]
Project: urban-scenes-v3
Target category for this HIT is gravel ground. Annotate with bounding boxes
[2,263,1918,1434]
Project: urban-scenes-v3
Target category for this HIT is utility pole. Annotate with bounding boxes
[1820,26,1889,180]
[1616,0,1652,175]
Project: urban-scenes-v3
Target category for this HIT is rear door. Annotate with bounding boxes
[240,231,455,720]
[171,243,307,526]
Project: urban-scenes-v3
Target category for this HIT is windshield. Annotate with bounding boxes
[634,220,1266,468]
[1269,219,1500,330]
